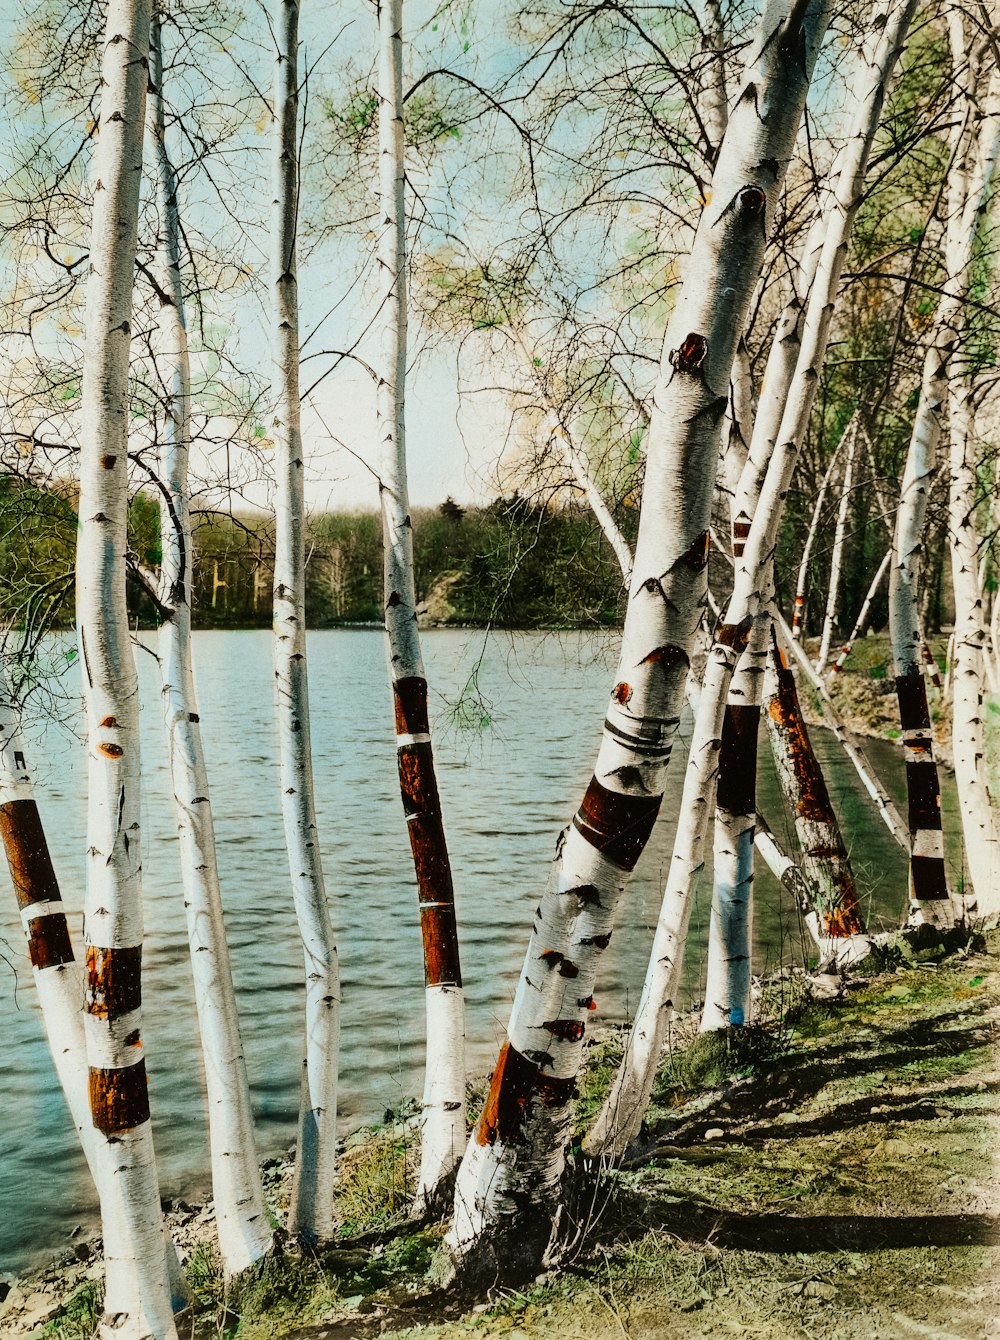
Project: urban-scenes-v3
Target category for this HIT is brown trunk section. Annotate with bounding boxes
[716,705,759,817]
[767,639,864,935]
[393,677,462,989]
[27,914,75,969]
[475,1041,575,1147]
[85,944,143,1019]
[895,669,949,903]
[572,776,661,870]
[0,799,62,909]
[89,1061,151,1134]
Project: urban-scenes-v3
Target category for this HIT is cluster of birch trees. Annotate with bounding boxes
[2,0,1000,1333]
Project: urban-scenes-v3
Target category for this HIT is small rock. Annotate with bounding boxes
[74,1243,92,1263]
[0,1282,10,1306]
[704,1127,725,1141]
[69,1224,83,1239]
[804,1279,837,1300]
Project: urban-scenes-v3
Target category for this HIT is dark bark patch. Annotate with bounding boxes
[639,643,690,671]
[717,616,754,651]
[0,799,61,909]
[393,676,430,736]
[558,958,580,978]
[27,913,74,969]
[668,529,710,574]
[905,761,943,833]
[542,1019,585,1042]
[89,1061,150,1135]
[99,455,116,469]
[538,949,564,969]
[578,932,612,950]
[669,333,707,374]
[716,705,760,816]
[573,776,661,870]
[99,716,118,729]
[86,944,142,1019]
[419,901,462,989]
[475,1042,575,1147]
[911,854,949,901]
[563,884,602,909]
[612,682,632,705]
[98,742,124,759]
[896,670,932,731]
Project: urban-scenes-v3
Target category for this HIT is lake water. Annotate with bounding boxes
[0,628,956,1275]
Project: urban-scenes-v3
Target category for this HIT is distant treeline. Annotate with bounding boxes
[0,480,634,634]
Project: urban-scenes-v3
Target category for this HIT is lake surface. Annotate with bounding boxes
[0,628,954,1275]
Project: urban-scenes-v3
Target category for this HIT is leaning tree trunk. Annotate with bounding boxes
[376,0,466,1212]
[701,0,917,1026]
[762,631,868,957]
[792,430,845,640]
[148,16,272,1274]
[271,0,341,1244]
[0,664,96,1177]
[816,420,858,671]
[75,3,176,1335]
[445,0,833,1283]
[828,547,891,677]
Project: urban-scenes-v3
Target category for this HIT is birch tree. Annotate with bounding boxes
[376,0,467,1211]
[74,1,177,1333]
[816,419,859,671]
[445,0,834,1282]
[271,0,341,1243]
[147,12,272,1274]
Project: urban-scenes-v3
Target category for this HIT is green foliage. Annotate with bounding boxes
[335,1131,416,1237]
[574,1034,625,1138]
[654,1025,788,1104]
[185,1241,225,1306]
[41,1280,103,1340]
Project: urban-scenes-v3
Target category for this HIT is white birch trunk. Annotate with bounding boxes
[792,431,844,640]
[0,668,96,1177]
[816,421,858,671]
[75,4,176,1334]
[376,0,467,1211]
[446,0,833,1280]
[147,19,272,1275]
[271,0,341,1243]
[944,29,1000,917]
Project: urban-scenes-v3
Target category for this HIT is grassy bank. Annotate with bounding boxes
[11,927,999,1340]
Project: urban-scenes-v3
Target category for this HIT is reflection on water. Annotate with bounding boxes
[1,628,937,1274]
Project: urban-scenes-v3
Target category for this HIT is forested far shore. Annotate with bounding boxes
[0,487,639,632]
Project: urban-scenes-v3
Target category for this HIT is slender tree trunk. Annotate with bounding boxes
[0,665,96,1177]
[762,631,868,954]
[75,3,176,1335]
[828,547,890,677]
[446,0,833,1282]
[376,0,466,1211]
[147,17,272,1274]
[271,0,341,1242]
[817,421,858,671]
[792,432,844,641]
[776,609,909,846]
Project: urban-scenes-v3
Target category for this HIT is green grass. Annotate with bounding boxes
[40,1280,103,1340]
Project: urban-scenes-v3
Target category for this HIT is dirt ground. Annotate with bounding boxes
[10,934,999,1340]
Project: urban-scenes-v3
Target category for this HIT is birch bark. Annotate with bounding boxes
[446,0,833,1280]
[148,16,272,1274]
[271,0,341,1244]
[75,3,176,1334]
[816,421,858,671]
[376,0,466,1211]
[0,666,96,1178]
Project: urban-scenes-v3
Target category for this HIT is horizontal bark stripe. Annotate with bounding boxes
[905,761,943,833]
[602,717,674,757]
[85,944,142,1019]
[0,799,61,910]
[393,676,429,737]
[911,854,949,902]
[27,913,75,969]
[419,901,462,988]
[396,732,431,746]
[716,705,760,816]
[475,1041,574,1147]
[89,1059,150,1134]
[895,670,932,731]
[572,776,661,871]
